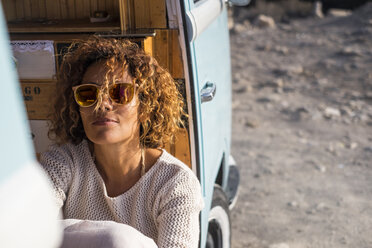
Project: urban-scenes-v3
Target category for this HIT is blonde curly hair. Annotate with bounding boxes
[49,36,186,148]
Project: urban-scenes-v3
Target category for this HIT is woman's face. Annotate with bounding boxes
[79,60,140,146]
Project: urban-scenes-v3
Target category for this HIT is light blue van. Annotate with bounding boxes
[0,0,248,247]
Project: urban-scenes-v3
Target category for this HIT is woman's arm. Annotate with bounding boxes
[156,170,204,248]
[60,219,158,248]
[39,145,74,214]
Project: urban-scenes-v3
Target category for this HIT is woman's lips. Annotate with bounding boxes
[92,118,118,126]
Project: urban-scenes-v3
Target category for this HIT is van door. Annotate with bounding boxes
[182,0,232,246]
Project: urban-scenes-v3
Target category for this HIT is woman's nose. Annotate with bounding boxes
[98,94,113,112]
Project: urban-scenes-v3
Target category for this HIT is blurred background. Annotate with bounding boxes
[229,0,372,247]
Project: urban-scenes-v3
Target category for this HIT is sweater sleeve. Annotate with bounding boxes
[156,170,204,248]
[39,145,73,213]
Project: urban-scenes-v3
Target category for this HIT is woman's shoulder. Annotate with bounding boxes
[40,139,91,168]
[149,149,204,210]
[148,149,200,190]
[155,150,194,175]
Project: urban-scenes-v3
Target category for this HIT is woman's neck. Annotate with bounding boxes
[93,140,143,188]
[90,140,162,197]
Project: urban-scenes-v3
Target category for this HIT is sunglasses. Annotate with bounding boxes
[72,83,135,107]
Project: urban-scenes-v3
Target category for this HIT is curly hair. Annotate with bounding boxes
[49,36,186,148]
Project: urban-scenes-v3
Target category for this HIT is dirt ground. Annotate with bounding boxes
[229,2,372,248]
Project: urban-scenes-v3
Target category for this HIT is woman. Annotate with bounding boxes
[41,37,204,248]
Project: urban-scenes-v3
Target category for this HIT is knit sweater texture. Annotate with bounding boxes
[40,139,204,248]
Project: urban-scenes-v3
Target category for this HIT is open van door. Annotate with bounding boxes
[0,3,61,247]
[181,0,232,247]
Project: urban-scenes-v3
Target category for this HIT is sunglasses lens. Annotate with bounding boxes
[109,83,134,104]
[75,85,98,107]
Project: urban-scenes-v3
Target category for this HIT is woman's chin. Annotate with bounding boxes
[87,135,124,146]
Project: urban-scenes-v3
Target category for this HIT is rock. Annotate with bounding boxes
[286,65,304,75]
[315,202,328,211]
[228,18,234,30]
[273,45,289,55]
[293,107,310,121]
[328,9,352,17]
[264,78,284,88]
[256,43,272,51]
[296,130,305,137]
[254,14,276,29]
[288,201,299,208]
[282,86,296,93]
[232,100,240,109]
[364,147,372,153]
[313,1,324,18]
[256,97,271,103]
[272,68,288,76]
[365,91,372,100]
[354,113,369,122]
[337,46,362,57]
[315,164,326,173]
[269,243,290,248]
[347,100,363,111]
[326,143,336,155]
[342,118,352,125]
[272,65,303,77]
[346,142,358,150]
[311,110,323,120]
[347,91,362,100]
[340,106,354,117]
[234,85,251,94]
[324,107,341,119]
[245,119,259,128]
[315,78,329,86]
[234,22,250,33]
[281,101,289,108]
[274,87,283,94]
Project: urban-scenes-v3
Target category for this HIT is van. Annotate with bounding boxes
[0,0,247,247]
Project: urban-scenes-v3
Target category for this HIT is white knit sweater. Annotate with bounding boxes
[40,140,204,248]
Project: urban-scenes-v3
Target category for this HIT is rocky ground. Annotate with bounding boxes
[229,2,372,248]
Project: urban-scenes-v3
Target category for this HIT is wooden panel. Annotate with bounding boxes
[112,0,119,17]
[38,0,47,18]
[23,0,32,19]
[169,30,184,79]
[5,0,120,22]
[164,128,191,168]
[8,19,121,33]
[151,29,184,79]
[89,0,98,17]
[173,129,191,168]
[118,0,130,31]
[150,0,166,28]
[1,0,17,21]
[21,81,56,120]
[67,0,76,19]
[45,0,60,19]
[97,0,106,11]
[30,0,40,19]
[75,0,84,18]
[60,0,68,19]
[15,0,25,20]
[134,0,166,29]
[79,0,90,18]
[143,36,153,57]
[105,0,112,16]
[153,29,169,73]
